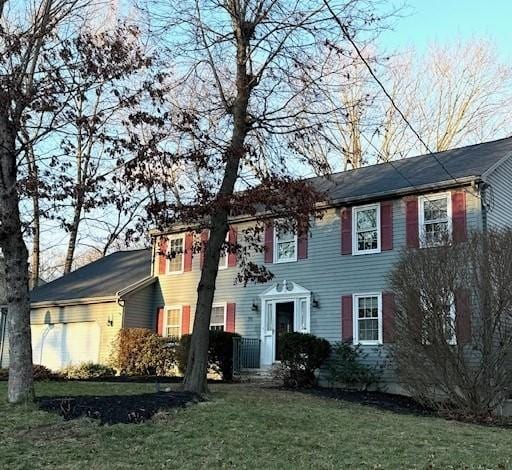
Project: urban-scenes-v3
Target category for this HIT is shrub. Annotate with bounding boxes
[110,328,177,376]
[0,365,57,380]
[278,332,331,388]
[177,330,240,381]
[62,362,115,379]
[326,342,380,390]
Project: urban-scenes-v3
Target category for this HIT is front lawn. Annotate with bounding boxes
[0,381,510,469]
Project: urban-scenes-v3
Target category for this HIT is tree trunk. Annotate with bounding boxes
[28,144,40,288]
[183,17,251,394]
[63,200,83,274]
[0,114,34,403]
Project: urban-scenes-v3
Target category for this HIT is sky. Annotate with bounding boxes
[379,0,512,59]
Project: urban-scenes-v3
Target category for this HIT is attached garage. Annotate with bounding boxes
[31,321,101,370]
[25,249,155,371]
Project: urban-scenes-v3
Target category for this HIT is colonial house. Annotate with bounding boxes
[1,137,511,378]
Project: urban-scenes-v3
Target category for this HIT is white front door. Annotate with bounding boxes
[260,280,311,367]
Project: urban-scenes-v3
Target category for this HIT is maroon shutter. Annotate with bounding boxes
[341,295,353,342]
[382,292,395,343]
[199,229,209,269]
[228,227,237,267]
[226,303,236,333]
[264,222,274,263]
[341,208,352,255]
[455,289,471,344]
[452,190,467,242]
[158,239,168,274]
[156,307,164,336]
[381,201,393,251]
[182,305,191,335]
[405,198,419,248]
[184,233,193,272]
[297,227,308,260]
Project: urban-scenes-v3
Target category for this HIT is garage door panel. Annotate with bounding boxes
[31,322,100,371]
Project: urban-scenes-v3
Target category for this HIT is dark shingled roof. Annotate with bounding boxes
[31,249,152,303]
[311,137,512,203]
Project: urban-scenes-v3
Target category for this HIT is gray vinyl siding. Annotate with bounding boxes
[483,156,512,230]
[153,189,482,383]
[123,283,156,330]
[30,302,122,365]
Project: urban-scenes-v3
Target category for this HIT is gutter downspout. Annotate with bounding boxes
[117,296,126,329]
[478,181,489,233]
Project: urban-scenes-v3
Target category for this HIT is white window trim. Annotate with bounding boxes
[164,304,182,338]
[418,192,452,248]
[273,226,298,264]
[352,203,381,255]
[210,302,227,330]
[353,292,383,346]
[166,234,185,275]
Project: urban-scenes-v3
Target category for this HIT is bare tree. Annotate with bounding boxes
[127,0,385,394]
[0,0,88,403]
[390,230,512,418]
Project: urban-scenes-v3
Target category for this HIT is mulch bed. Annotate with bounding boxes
[292,387,434,416]
[38,391,201,425]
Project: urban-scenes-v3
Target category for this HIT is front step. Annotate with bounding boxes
[236,367,276,383]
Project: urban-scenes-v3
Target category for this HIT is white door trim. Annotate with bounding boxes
[259,280,311,366]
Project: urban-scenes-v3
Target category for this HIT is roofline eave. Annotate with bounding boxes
[149,176,480,236]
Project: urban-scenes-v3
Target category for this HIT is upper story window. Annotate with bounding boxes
[274,227,297,263]
[419,193,452,247]
[210,304,226,331]
[352,204,381,255]
[165,305,182,338]
[353,293,382,345]
[218,233,229,270]
[167,235,185,274]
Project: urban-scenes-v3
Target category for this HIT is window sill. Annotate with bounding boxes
[274,257,298,264]
[166,271,184,275]
[352,248,381,256]
[355,341,382,346]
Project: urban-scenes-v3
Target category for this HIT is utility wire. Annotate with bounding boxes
[322,0,479,198]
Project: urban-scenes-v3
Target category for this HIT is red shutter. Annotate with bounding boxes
[341,295,353,341]
[297,227,308,260]
[156,307,164,336]
[200,229,209,269]
[228,227,237,267]
[182,305,191,335]
[381,201,393,251]
[226,303,236,333]
[405,198,419,248]
[184,233,193,272]
[455,290,471,344]
[452,190,467,242]
[341,208,352,255]
[264,222,274,263]
[382,292,395,343]
[158,239,168,275]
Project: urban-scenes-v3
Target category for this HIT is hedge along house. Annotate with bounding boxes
[0,249,155,371]
[151,137,512,385]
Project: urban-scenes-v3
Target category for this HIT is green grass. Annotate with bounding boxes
[0,381,511,469]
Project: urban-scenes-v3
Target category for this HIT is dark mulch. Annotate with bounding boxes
[38,391,201,425]
[290,387,434,417]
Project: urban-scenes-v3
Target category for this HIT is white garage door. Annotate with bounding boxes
[31,322,101,371]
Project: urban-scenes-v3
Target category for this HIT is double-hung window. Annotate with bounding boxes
[210,304,226,331]
[167,235,185,274]
[419,193,452,247]
[218,233,229,270]
[421,291,456,345]
[353,293,382,345]
[165,305,182,339]
[353,204,381,255]
[274,227,297,263]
